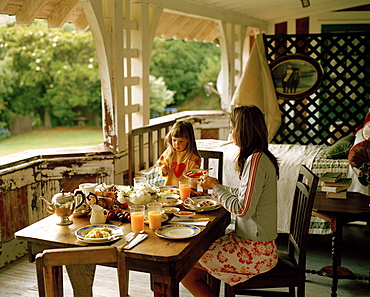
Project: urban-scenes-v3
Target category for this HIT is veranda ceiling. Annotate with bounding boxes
[0,0,369,43]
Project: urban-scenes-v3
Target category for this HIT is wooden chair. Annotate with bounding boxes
[128,120,175,185]
[35,246,127,297]
[220,164,319,297]
[198,149,223,183]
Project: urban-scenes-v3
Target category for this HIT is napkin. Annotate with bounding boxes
[169,217,209,226]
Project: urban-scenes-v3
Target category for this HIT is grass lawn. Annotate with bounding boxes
[0,127,103,157]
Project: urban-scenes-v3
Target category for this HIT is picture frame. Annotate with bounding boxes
[270,54,324,100]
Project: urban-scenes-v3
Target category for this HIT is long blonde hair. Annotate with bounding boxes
[161,120,200,166]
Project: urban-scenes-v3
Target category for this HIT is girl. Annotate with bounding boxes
[158,120,201,188]
[181,105,279,297]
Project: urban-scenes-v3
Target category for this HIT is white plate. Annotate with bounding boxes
[183,196,221,212]
[144,213,169,224]
[162,197,183,207]
[75,224,123,242]
[155,224,201,239]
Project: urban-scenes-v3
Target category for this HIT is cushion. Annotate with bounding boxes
[325,134,356,159]
[348,140,370,186]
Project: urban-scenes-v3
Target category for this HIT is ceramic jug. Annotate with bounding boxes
[90,204,106,224]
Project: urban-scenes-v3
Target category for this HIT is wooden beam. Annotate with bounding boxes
[15,0,48,25]
[0,0,10,11]
[48,0,80,28]
[75,11,89,31]
[139,0,267,29]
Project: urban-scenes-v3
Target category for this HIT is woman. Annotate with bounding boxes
[181,105,279,297]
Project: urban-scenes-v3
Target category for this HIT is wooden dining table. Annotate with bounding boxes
[14,205,230,297]
[312,191,370,297]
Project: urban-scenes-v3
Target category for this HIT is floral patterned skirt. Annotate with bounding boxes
[199,231,278,286]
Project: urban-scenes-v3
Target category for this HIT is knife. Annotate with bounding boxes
[123,233,148,250]
[111,232,137,250]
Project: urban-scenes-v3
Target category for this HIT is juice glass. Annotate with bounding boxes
[179,180,191,201]
[129,205,145,233]
[147,202,162,230]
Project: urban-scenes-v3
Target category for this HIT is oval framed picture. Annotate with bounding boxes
[270,54,324,100]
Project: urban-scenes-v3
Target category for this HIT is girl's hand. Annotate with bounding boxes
[160,165,170,176]
[197,175,220,190]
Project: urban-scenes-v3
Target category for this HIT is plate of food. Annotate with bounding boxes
[183,196,221,212]
[160,186,180,195]
[75,224,123,243]
[155,224,201,239]
[183,169,209,181]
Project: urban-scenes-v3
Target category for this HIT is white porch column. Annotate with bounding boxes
[80,0,162,183]
[217,22,247,113]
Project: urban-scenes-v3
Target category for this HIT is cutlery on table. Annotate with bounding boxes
[123,233,148,250]
[111,232,137,250]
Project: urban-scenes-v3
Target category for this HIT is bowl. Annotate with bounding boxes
[161,193,181,205]
[174,210,196,218]
[163,207,180,215]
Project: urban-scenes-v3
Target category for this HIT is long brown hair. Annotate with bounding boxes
[161,120,200,166]
[230,106,279,178]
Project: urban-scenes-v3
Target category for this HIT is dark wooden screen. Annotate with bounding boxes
[263,33,370,145]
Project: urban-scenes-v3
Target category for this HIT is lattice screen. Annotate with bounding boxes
[263,33,370,145]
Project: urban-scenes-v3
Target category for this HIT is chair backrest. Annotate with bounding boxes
[198,150,223,183]
[35,246,126,297]
[128,120,176,185]
[288,164,319,278]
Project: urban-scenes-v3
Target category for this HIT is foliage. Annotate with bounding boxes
[0,21,101,128]
[150,38,220,105]
[0,22,221,129]
[0,127,11,141]
[149,75,175,117]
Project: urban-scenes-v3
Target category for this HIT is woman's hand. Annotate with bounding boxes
[197,175,221,190]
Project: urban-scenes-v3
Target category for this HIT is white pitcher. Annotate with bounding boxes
[79,183,97,196]
[90,204,106,224]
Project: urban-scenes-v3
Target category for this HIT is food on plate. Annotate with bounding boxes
[85,227,112,238]
[162,188,180,195]
[197,200,215,207]
[163,207,180,214]
[174,211,195,217]
[185,169,208,179]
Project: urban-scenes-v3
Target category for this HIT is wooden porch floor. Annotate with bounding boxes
[1,224,369,296]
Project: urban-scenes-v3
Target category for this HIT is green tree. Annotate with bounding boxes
[0,21,101,128]
[149,75,175,118]
[150,38,220,105]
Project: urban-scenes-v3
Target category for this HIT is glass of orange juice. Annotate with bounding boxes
[147,202,162,230]
[129,205,145,233]
[179,180,191,201]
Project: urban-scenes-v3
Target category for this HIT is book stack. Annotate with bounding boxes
[319,173,352,199]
